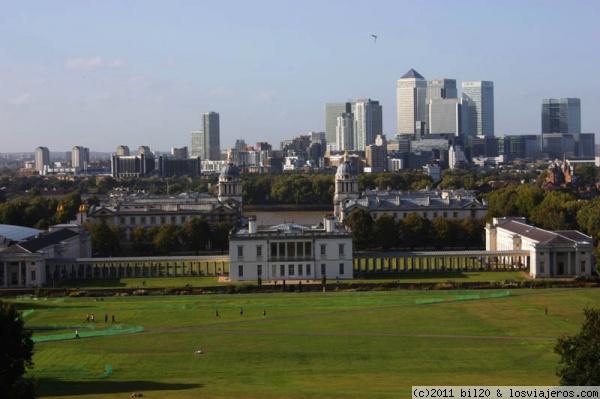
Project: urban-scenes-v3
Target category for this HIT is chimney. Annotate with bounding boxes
[248,216,257,234]
[324,214,335,233]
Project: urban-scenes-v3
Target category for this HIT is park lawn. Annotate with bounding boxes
[10,288,600,399]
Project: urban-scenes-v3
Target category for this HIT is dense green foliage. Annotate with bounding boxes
[0,301,36,399]
[555,307,600,385]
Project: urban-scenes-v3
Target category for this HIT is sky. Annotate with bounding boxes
[1,0,599,153]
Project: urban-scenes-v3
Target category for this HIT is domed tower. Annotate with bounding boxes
[333,152,359,220]
[218,149,243,210]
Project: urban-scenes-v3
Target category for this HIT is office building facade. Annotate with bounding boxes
[352,99,382,151]
[202,112,221,161]
[35,146,50,174]
[462,81,494,137]
[71,146,89,169]
[541,98,581,134]
[325,102,352,147]
[397,68,427,136]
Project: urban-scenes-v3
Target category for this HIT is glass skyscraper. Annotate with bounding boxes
[541,98,581,134]
[462,81,494,137]
[202,111,221,161]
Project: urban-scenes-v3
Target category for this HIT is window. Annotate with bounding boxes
[540,261,545,273]
[237,246,244,258]
[443,212,447,218]
[338,244,345,256]
[238,265,243,277]
[305,242,312,257]
[161,216,166,224]
[141,217,146,224]
[423,212,427,218]
[171,216,176,223]
[150,216,156,225]
[30,270,36,281]
[403,213,407,218]
[272,265,276,276]
[288,265,295,276]
[287,242,295,257]
[581,261,586,273]
[130,217,135,224]
[321,263,326,275]
[453,212,458,218]
[320,244,326,256]
[271,243,277,257]
[257,265,262,276]
[257,245,263,258]
[280,265,285,276]
[339,263,345,275]
[306,264,311,275]
[120,217,125,224]
[433,212,437,218]
[297,242,304,257]
[298,264,303,275]
[279,242,285,257]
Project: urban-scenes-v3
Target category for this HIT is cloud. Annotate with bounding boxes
[8,92,30,106]
[209,86,236,98]
[254,90,279,102]
[64,57,125,70]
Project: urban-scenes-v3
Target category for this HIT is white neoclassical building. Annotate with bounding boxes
[486,217,594,278]
[229,215,353,282]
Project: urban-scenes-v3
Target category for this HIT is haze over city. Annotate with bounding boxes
[1,0,599,153]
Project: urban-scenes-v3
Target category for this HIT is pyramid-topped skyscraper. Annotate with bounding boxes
[397,68,427,136]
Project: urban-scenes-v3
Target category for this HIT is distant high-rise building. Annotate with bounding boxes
[428,98,469,137]
[202,112,221,161]
[541,98,581,134]
[116,145,130,156]
[462,81,494,137]
[171,147,188,159]
[325,102,352,146]
[352,99,382,151]
[35,146,50,174]
[336,113,354,151]
[397,68,427,136]
[71,146,89,169]
[426,79,457,133]
[191,130,203,158]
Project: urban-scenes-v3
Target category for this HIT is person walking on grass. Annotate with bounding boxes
[75,330,80,339]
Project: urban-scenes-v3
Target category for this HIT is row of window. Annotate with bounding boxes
[370,211,464,220]
[237,263,346,277]
[237,243,346,259]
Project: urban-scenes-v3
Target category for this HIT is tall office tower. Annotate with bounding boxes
[397,68,427,137]
[190,130,203,157]
[352,99,382,151]
[34,146,50,173]
[202,111,221,160]
[116,145,130,156]
[541,98,581,134]
[325,102,352,146]
[234,139,247,152]
[428,98,469,137]
[426,79,457,133]
[462,81,494,137]
[336,113,354,151]
[71,146,89,169]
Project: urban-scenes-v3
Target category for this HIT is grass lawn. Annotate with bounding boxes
[9,287,600,399]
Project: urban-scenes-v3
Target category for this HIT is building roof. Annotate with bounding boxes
[0,224,44,241]
[497,219,592,246]
[18,229,79,253]
[233,221,349,238]
[401,68,425,80]
[343,190,486,211]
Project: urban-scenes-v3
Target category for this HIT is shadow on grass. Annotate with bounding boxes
[37,378,202,396]
[59,279,127,288]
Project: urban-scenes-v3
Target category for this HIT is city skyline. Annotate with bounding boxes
[1,1,599,152]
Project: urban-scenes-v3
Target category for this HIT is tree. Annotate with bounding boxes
[343,208,374,250]
[0,300,36,398]
[211,222,232,254]
[153,224,181,255]
[555,307,600,385]
[181,217,211,254]
[373,214,400,250]
[402,213,429,250]
[84,221,121,256]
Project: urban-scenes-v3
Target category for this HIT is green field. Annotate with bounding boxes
[9,287,600,399]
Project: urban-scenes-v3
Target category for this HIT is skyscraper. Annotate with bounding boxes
[397,68,427,136]
[541,98,581,134]
[202,112,220,161]
[426,79,457,134]
[190,130,202,157]
[71,146,89,169]
[34,146,50,174]
[462,81,494,137]
[325,102,352,146]
[352,99,382,151]
[428,98,469,137]
[116,145,130,156]
[336,113,354,151]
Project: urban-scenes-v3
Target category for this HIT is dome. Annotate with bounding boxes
[335,160,354,179]
[220,163,240,178]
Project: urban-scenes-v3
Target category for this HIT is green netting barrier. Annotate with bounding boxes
[453,294,481,301]
[32,326,144,343]
[414,298,445,304]
[21,309,34,318]
[487,290,510,298]
[101,364,113,378]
